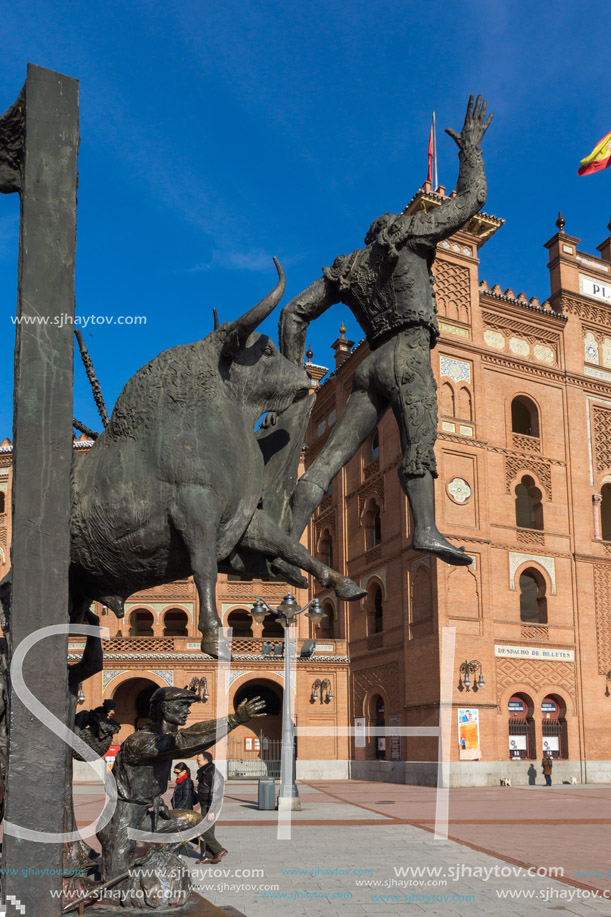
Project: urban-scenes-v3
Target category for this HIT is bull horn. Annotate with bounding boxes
[213,307,219,331]
[222,258,285,355]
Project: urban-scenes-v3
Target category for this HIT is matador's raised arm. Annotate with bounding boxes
[279,276,340,367]
[388,94,492,250]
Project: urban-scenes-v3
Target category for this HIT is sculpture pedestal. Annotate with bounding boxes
[89,893,246,916]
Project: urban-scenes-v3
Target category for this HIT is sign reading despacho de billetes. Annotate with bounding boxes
[494,644,575,661]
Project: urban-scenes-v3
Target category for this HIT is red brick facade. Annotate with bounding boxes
[304,193,611,784]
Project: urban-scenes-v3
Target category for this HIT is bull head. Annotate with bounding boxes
[221,258,286,357]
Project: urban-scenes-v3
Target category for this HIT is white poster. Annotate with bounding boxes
[354,717,366,748]
[542,737,559,753]
[509,736,527,751]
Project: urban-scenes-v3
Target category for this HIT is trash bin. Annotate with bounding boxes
[258,777,276,810]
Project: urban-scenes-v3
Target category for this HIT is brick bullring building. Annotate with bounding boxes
[304,191,611,786]
[2,192,611,786]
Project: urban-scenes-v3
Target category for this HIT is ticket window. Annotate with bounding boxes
[508,695,534,759]
[541,696,567,759]
[375,697,386,760]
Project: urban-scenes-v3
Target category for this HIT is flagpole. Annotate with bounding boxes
[432,111,438,190]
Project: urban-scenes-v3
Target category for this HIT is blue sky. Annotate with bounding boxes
[1,0,610,435]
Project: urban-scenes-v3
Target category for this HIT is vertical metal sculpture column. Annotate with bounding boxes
[0,64,79,915]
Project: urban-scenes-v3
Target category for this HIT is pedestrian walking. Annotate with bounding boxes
[195,752,228,864]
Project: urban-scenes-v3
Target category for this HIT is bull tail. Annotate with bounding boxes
[72,418,99,440]
[75,330,110,429]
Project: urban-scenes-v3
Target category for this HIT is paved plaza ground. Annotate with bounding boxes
[67,778,611,916]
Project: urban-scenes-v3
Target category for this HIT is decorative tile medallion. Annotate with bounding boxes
[447,477,472,504]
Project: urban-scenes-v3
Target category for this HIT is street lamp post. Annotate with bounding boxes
[250,593,324,811]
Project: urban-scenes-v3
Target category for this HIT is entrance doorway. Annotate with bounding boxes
[372,694,386,760]
[508,693,536,760]
[541,694,568,759]
[112,677,159,743]
[227,680,283,779]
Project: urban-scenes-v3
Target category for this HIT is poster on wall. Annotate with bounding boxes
[458,708,481,760]
[542,737,559,754]
[354,717,366,748]
[509,736,527,757]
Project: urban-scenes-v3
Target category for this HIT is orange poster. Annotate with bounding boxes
[458,708,481,760]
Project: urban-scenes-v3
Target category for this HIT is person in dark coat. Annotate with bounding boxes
[195,752,227,864]
[171,762,195,810]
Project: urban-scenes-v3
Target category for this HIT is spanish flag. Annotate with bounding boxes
[578,130,611,176]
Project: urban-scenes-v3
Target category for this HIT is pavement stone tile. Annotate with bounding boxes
[66,779,611,916]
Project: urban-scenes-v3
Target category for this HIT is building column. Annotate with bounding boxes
[593,493,603,539]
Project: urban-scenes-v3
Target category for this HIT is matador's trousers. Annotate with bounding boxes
[301,324,438,495]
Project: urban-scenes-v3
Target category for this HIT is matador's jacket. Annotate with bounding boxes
[279,146,487,360]
[278,146,488,478]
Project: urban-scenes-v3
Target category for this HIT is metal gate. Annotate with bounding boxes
[227,736,281,779]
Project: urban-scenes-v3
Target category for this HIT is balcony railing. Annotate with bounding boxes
[512,432,541,453]
[69,635,345,657]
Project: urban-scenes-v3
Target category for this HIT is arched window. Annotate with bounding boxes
[262,614,284,638]
[130,609,154,636]
[511,396,539,438]
[441,382,455,417]
[508,693,536,760]
[318,602,335,639]
[519,569,547,624]
[318,529,333,568]
[602,484,611,540]
[373,694,386,759]
[363,498,382,551]
[541,695,568,759]
[373,507,382,547]
[457,387,472,421]
[227,609,253,638]
[366,583,384,636]
[162,609,188,637]
[515,475,543,530]
[371,430,380,462]
[373,588,383,633]
[0,492,5,514]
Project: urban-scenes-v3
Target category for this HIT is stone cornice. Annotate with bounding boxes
[480,308,564,344]
[479,290,566,321]
[559,294,611,327]
[68,653,350,664]
[438,430,566,466]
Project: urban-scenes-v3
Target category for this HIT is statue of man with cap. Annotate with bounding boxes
[97,685,265,883]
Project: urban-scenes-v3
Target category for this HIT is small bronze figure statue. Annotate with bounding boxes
[73,699,121,761]
[276,95,493,568]
[96,686,265,908]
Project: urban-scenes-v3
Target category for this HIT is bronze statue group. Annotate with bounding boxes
[67,94,493,910]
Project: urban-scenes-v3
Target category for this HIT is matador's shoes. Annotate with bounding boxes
[412,531,474,567]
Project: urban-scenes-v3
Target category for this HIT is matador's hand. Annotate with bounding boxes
[234,696,266,723]
[445,94,493,152]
